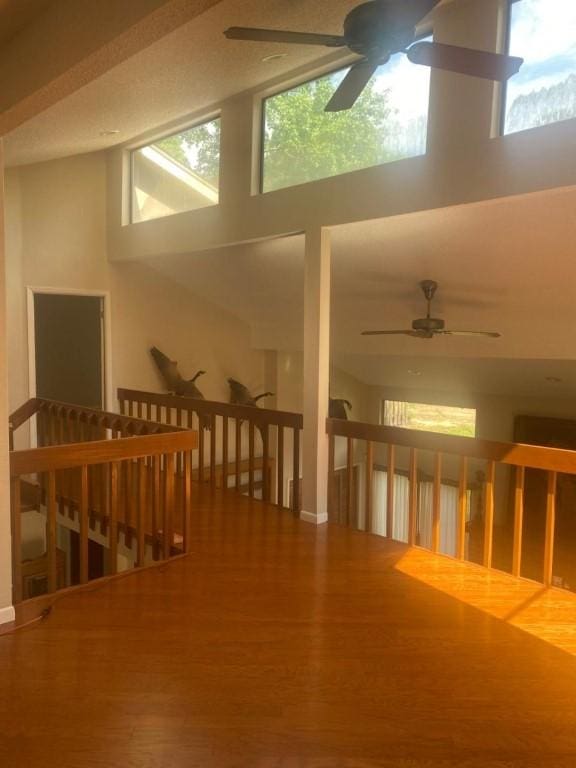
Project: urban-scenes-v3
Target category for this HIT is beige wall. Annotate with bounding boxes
[5,151,266,441]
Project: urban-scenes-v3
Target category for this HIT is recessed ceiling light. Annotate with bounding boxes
[545,376,562,384]
[261,53,288,63]
[99,129,120,137]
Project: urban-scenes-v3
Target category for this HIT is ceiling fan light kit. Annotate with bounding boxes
[225,0,523,112]
[361,279,501,340]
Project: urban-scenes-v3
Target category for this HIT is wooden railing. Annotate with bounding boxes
[10,397,180,451]
[328,418,576,588]
[118,388,303,511]
[9,398,197,605]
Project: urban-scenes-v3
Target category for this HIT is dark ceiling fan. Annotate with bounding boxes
[361,280,501,339]
[224,0,523,112]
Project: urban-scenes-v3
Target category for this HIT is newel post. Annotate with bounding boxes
[0,137,15,624]
[301,226,331,525]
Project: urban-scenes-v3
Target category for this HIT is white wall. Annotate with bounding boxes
[5,151,266,441]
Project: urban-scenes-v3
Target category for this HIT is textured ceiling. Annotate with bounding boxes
[144,186,576,392]
[4,0,363,166]
[4,0,455,166]
[0,0,55,47]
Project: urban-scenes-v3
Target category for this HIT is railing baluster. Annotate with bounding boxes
[153,455,161,560]
[408,448,418,546]
[235,418,241,493]
[365,440,373,534]
[222,415,229,491]
[125,459,133,547]
[262,424,270,503]
[292,428,300,513]
[543,470,557,587]
[512,465,525,578]
[277,426,285,508]
[10,477,22,604]
[80,465,89,584]
[432,453,442,553]
[328,432,336,522]
[483,460,495,569]
[47,471,57,593]
[163,454,175,560]
[248,421,255,498]
[386,444,395,539]
[346,437,354,528]
[184,451,192,553]
[457,456,468,560]
[210,413,217,487]
[137,457,146,567]
[109,462,119,575]
[198,419,205,484]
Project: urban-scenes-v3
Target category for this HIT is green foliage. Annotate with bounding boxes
[262,71,400,191]
[155,120,221,186]
[151,65,428,193]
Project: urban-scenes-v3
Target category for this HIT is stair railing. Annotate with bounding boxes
[9,398,197,605]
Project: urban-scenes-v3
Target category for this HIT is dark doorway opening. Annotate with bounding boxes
[33,292,105,409]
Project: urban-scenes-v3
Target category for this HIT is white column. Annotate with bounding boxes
[0,139,14,624]
[301,226,331,525]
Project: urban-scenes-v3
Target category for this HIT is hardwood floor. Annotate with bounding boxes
[2,486,576,767]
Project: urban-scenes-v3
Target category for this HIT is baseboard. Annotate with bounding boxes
[0,605,15,626]
[300,510,328,525]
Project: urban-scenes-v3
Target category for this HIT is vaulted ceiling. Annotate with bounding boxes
[143,185,576,393]
[4,0,362,166]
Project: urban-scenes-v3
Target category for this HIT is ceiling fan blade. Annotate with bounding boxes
[224,27,346,47]
[407,41,523,81]
[325,60,379,112]
[361,330,419,337]
[440,330,502,338]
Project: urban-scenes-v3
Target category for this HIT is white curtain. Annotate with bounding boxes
[371,470,410,542]
[418,481,459,556]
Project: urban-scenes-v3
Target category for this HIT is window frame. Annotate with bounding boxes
[258,27,434,195]
[380,398,477,438]
[129,113,222,225]
[500,0,520,136]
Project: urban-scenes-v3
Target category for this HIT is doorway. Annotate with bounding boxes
[29,290,108,409]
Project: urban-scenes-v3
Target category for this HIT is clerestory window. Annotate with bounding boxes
[131,118,221,224]
[503,0,576,135]
[261,50,431,194]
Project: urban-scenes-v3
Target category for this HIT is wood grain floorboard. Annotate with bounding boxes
[2,485,576,767]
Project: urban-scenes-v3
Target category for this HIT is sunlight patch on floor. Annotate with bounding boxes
[394,547,576,656]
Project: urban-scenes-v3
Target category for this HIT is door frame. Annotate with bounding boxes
[27,287,113,431]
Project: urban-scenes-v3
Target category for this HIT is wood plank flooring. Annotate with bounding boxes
[2,485,576,767]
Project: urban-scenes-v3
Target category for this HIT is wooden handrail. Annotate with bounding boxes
[9,397,42,432]
[10,430,197,476]
[118,387,303,512]
[327,418,576,475]
[117,388,303,429]
[327,415,576,590]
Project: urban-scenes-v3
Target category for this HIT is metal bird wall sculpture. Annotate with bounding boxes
[329,397,353,420]
[150,347,206,398]
[227,378,275,407]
